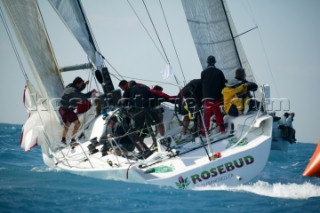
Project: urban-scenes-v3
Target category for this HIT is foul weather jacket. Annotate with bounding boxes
[222,84,247,114]
[60,83,93,109]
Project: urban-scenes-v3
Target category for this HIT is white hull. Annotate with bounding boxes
[36,109,272,190]
[56,138,271,189]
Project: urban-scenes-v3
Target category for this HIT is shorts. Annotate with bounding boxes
[59,108,78,124]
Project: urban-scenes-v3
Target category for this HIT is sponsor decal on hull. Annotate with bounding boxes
[175,155,254,189]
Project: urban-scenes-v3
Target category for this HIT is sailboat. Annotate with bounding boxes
[182,0,292,152]
[1,0,273,189]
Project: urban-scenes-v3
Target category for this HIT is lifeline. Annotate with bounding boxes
[190,155,254,184]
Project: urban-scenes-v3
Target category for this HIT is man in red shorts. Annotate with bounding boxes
[59,77,97,145]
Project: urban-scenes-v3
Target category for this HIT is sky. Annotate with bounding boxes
[0,0,319,144]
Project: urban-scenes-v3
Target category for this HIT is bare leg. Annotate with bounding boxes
[62,121,71,138]
[72,119,81,139]
[156,123,165,136]
[182,116,190,135]
[156,113,165,136]
[95,99,101,115]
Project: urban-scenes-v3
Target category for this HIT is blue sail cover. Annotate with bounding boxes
[181,0,241,79]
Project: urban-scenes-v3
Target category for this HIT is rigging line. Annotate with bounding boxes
[86,64,93,90]
[158,0,186,85]
[234,26,258,39]
[103,58,123,80]
[92,70,102,92]
[94,51,123,82]
[241,0,259,29]
[126,0,167,63]
[91,69,100,91]
[256,30,280,97]
[142,0,183,89]
[244,1,280,97]
[85,56,101,91]
[0,3,28,81]
[142,0,170,64]
[109,72,179,87]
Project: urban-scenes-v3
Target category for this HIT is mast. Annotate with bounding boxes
[221,0,242,67]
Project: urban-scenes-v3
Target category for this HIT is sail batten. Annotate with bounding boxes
[187,18,226,24]
[195,38,234,45]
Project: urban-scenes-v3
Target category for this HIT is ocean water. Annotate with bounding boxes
[0,123,319,213]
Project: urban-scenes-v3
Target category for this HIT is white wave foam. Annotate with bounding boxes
[31,167,62,173]
[195,181,320,199]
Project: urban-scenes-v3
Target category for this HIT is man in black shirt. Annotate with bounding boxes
[201,56,226,134]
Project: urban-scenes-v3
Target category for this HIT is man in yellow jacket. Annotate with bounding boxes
[222,78,248,117]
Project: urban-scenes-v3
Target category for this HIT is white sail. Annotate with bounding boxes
[49,0,115,93]
[223,0,256,84]
[181,0,241,79]
[181,0,259,94]
[48,0,99,67]
[2,0,64,102]
[21,80,61,152]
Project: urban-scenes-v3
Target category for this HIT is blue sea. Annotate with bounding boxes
[0,123,319,213]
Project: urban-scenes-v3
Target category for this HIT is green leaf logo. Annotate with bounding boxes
[175,176,190,189]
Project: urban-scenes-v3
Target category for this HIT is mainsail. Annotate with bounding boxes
[224,1,256,84]
[181,0,255,83]
[2,0,64,101]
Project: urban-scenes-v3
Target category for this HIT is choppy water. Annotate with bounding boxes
[0,123,319,213]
